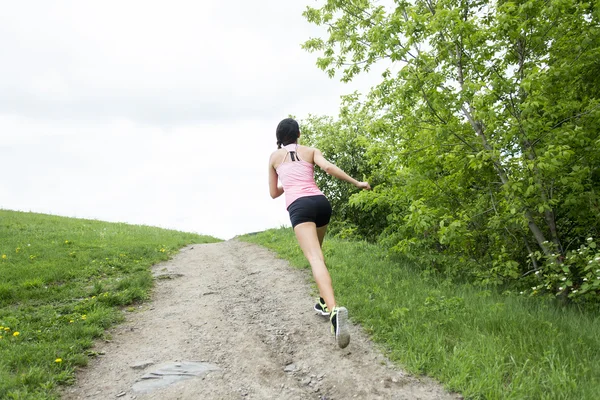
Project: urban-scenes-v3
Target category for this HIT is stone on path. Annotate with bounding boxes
[132,361,220,393]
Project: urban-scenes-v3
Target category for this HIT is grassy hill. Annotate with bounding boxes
[241,228,600,400]
[0,210,219,399]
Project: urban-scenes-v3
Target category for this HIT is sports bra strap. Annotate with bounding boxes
[280,144,302,164]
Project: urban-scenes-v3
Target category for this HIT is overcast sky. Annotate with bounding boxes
[0,0,383,239]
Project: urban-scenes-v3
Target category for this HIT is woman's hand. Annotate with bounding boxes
[356,181,371,190]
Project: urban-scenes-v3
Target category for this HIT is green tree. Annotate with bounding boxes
[300,96,385,239]
[302,0,600,300]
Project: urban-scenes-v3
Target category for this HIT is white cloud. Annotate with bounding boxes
[0,0,350,124]
[0,0,383,239]
[0,117,292,239]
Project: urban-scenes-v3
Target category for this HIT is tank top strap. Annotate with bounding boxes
[280,150,289,165]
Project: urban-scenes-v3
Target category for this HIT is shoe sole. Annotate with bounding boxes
[335,307,350,349]
[313,305,330,316]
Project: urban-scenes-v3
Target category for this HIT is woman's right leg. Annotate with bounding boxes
[317,224,328,248]
[295,221,350,348]
[294,222,336,311]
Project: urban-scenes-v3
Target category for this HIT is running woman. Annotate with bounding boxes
[268,118,371,348]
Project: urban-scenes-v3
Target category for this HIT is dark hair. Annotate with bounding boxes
[276,118,300,148]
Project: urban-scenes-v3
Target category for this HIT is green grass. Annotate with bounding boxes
[0,210,220,399]
[240,228,600,400]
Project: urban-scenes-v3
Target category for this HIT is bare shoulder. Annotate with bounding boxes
[300,145,324,156]
[269,148,286,167]
[269,149,280,160]
[297,145,319,163]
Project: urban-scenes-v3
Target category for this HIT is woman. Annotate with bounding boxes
[268,118,371,348]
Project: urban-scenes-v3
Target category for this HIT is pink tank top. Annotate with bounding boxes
[276,144,324,208]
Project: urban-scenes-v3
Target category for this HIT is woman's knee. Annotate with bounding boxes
[308,253,324,264]
[304,249,325,267]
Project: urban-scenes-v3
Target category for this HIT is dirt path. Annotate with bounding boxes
[62,240,460,400]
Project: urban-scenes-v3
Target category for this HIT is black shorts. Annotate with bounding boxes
[287,195,332,228]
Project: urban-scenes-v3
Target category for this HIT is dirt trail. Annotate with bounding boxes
[63,240,461,400]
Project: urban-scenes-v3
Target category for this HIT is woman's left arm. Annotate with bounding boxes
[269,158,284,199]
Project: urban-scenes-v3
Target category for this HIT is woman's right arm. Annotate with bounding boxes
[269,154,285,199]
[313,149,371,190]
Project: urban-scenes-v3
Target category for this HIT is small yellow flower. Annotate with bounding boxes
[81,315,87,320]
[55,358,62,363]
[1,254,6,259]
[160,248,166,253]
[13,332,19,337]
[4,327,10,331]
[69,320,74,323]
[65,240,69,244]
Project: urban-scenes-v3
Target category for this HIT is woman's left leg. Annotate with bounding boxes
[294,222,336,311]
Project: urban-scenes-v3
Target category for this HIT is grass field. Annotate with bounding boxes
[0,210,219,399]
[241,228,600,400]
